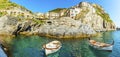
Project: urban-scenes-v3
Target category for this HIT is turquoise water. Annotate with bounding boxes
[10,30,120,57]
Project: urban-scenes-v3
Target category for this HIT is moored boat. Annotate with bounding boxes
[43,40,62,55]
[89,39,113,51]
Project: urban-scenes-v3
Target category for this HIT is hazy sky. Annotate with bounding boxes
[10,0,120,27]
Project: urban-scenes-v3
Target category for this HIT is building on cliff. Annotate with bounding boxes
[0,7,35,19]
[69,7,81,19]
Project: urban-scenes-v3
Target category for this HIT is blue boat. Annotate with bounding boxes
[0,44,8,57]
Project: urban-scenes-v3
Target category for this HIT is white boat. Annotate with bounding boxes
[43,40,62,55]
[89,40,113,51]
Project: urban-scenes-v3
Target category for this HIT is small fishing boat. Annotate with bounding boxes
[43,40,62,55]
[89,39,113,51]
[0,44,8,57]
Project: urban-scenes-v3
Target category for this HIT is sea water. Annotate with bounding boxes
[10,30,120,57]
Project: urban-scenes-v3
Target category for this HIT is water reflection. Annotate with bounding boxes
[109,31,120,57]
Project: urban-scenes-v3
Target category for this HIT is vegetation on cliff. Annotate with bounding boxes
[93,4,113,22]
[49,8,66,13]
[0,0,33,16]
[75,8,89,20]
[0,11,7,17]
[32,19,45,24]
[0,0,19,9]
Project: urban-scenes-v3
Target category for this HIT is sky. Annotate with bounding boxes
[10,0,120,27]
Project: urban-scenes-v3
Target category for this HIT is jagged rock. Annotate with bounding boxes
[0,15,18,35]
[13,20,33,36]
[0,15,33,35]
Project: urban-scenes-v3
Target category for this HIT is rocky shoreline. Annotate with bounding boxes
[0,15,115,39]
[0,16,97,38]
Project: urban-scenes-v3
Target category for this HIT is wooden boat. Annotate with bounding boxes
[0,44,8,57]
[43,40,62,55]
[89,40,113,51]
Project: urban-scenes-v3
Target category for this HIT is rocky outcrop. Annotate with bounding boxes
[65,2,116,31]
[0,15,18,35]
[0,11,115,38]
[37,17,96,38]
[0,15,33,36]
[12,20,32,36]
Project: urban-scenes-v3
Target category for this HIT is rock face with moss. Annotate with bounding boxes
[65,2,116,31]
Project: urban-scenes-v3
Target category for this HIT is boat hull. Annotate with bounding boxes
[0,45,7,57]
[45,46,61,55]
[43,40,62,55]
[89,40,113,52]
[89,44,113,51]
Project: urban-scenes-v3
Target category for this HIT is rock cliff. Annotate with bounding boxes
[0,1,116,38]
[0,15,18,35]
[66,2,116,31]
